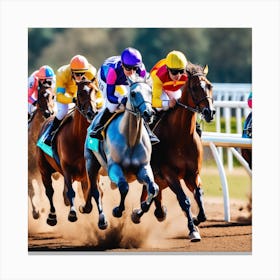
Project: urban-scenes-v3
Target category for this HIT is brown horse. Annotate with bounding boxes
[131,63,215,242]
[28,83,55,219]
[36,80,99,226]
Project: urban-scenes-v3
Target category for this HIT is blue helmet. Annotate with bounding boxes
[121,47,142,67]
[37,65,55,79]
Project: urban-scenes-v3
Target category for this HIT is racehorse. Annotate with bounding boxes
[36,80,98,226]
[28,83,55,219]
[131,63,215,242]
[84,77,159,230]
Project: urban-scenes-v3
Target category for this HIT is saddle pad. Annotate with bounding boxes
[86,137,99,152]
[36,124,53,158]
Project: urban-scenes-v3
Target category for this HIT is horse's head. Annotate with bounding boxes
[127,76,154,123]
[37,83,55,119]
[76,80,97,122]
[186,64,215,122]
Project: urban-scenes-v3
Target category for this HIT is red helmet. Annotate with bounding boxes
[70,55,89,72]
[36,65,55,79]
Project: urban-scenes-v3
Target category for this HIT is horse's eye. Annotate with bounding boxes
[52,95,55,100]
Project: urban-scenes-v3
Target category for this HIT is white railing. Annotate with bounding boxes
[202,132,252,222]
[212,83,252,171]
[201,83,252,222]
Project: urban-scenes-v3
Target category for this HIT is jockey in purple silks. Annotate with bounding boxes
[89,47,159,144]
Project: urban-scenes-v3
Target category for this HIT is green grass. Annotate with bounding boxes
[200,167,251,200]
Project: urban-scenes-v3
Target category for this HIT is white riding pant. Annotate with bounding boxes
[97,69,129,113]
[28,103,36,115]
[158,89,182,111]
[56,102,69,120]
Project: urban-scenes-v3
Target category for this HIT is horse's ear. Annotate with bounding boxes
[203,65,209,76]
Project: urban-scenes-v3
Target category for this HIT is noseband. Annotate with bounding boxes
[177,73,213,114]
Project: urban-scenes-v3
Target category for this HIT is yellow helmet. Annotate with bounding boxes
[166,50,187,69]
[70,55,89,72]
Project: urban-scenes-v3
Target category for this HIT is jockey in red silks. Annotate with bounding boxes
[150,50,202,136]
[28,65,55,118]
[88,47,159,144]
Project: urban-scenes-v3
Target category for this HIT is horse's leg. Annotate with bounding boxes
[62,182,70,206]
[28,179,40,219]
[165,170,201,241]
[108,163,128,218]
[131,185,167,224]
[183,175,207,226]
[41,171,57,226]
[83,151,107,229]
[79,179,92,214]
[136,164,159,211]
[63,175,77,223]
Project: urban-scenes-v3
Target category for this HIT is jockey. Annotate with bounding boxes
[44,54,104,146]
[89,47,159,144]
[150,50,202,136]
[242,92,252,138]
[28,65,55,118]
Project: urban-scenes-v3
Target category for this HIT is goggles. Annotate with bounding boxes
[122,64,138,71]
[41,79,53,86]
[168,68,185,75]
[73,72,85,77]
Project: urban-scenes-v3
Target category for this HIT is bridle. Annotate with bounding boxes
[176,72,213,114]
[37,85,54,116]
[74,82,96,120]
[125,81,153,118]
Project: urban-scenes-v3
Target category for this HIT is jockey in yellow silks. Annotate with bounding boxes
[44,55,104,146]
[150,50,188,110]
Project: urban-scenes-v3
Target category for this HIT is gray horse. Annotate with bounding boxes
[84,77,159,229]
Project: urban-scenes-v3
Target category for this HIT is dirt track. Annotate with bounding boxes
[28,177,252,253]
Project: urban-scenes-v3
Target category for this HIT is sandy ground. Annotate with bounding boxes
[28,176,252,253]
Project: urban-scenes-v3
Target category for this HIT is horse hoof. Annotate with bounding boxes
[154,205,167,222]
[112,207,123,218]
[68,210,78,222]
[98,213,108,230]
[32,210,40,220]
[79,204,92,214]
[131,209,141,224]
[189,230,201,242]
[47,213,57,226]
[193,215,207,226]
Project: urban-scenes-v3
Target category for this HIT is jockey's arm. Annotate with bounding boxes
[151,74,164,108]
[56,87,74,104]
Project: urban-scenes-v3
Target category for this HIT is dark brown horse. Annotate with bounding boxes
[131,63,215,242]
[36,80,99,226]
[28,83,55,219]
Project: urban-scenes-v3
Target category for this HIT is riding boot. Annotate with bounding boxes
[144,122,160,145]
[44,117,62,146]
[89,108,115,140]
[196,122,202,137]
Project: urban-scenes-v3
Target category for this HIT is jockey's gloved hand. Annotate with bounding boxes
[120,97,127,106]
[72,97,77,104]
